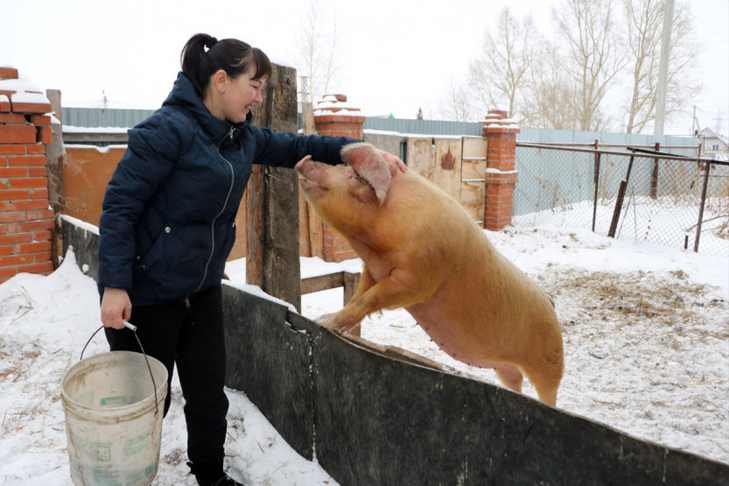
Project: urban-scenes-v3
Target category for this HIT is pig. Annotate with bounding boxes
[295,143,564,406]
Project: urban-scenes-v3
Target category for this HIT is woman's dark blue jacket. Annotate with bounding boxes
[98,72,354,305]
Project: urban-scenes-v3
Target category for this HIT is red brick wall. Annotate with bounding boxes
[62,145,249,262]
[482,110,519,231]
[0,67,54,283]
[311,94,364,262]
[314,114,365,141]
[63,146,125,226]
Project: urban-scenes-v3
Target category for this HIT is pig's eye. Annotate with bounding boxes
[353,173,369,186]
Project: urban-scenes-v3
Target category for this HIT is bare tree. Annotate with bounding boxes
[297,0,339,102]
[438,80,478,121]
[622,0,701,133]
[520,42,580,129]
[468,8,536,119]
[554,0,627,131]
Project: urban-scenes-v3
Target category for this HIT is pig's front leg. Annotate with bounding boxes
[339,267,376,334]
[316,267,374,328]
[349,265,375,302]
[322,268,434,333]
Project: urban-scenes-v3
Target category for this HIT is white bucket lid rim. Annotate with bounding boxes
[61,351,168,415]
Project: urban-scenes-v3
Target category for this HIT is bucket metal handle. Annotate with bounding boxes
[80,321,161,416]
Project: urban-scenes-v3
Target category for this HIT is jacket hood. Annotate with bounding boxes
[162,72,252,144]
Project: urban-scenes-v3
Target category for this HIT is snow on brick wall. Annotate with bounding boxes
[0,66,54,283]
[311,93,363,262]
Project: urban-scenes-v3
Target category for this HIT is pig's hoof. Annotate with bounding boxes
[316,312,340,329]
[316,313,356,335]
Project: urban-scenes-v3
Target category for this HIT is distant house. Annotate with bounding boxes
[698,127,729,161]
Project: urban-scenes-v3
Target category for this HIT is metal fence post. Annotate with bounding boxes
[693,161,711,252]
[650,142,660,199]
[608,155,635,238]
[592,139,600,232]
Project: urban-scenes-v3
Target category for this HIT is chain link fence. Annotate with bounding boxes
[514,143,729,256]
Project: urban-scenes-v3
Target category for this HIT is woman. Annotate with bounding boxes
[98,33,382,485]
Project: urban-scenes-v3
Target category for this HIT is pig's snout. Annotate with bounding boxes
[296,157,331,194]
[294,155,314,174]
[295,156,322,181]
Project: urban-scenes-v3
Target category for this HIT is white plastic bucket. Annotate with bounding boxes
[62,350,168,486]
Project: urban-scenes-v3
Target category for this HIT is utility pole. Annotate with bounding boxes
[300,75,315,134]
[654,0,674,137]
[713,113,724,134]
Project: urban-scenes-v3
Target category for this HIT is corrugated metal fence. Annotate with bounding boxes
[61,108,699,149]
[62,107,156,128]
[64,109,722,254]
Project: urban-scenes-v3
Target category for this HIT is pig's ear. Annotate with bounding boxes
[341,143,392,205]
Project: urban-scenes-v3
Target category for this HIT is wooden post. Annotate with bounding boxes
[342,271,360,305]
[298,100,317,257]
[246,64,302,311]
[46,89,64,268]
[303,101,315,134]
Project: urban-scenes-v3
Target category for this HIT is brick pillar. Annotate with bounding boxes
[313,94,365,140]
[0,67,55,283]
[312,94,364,262]
[482,109,519,231]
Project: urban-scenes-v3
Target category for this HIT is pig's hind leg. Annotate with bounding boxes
[521,318,564,407]
[492,362,560,406]
[520,363,561,407]
[493,364,524,394]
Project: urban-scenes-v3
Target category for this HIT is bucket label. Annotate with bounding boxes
[91,441,112,462]
[76,440,114,462]
[100,395,130,407]
[92,465,122,486]
[123,434,150,458]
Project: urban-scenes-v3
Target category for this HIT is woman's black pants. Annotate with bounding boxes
[104,285,229,476]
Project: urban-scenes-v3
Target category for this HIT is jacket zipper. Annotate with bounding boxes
[195,127,236,292]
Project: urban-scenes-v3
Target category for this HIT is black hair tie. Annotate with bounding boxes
[205,36,218,50]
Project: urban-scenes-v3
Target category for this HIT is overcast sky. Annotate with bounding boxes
[3,0,728,136]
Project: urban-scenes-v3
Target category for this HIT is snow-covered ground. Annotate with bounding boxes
[515,197,728,258]
[0,252,336,485]
[222,209,729,463]
[1,212,727,484]
[297,213,729,466]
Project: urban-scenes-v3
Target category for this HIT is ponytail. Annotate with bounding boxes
[180,33,272,95]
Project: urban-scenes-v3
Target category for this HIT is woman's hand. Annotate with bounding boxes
[101,288,132,330]
[378,150,408,173]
